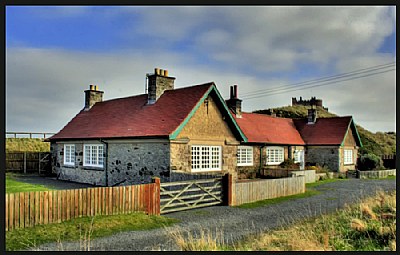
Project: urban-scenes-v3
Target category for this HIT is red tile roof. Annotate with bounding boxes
[293,116,354,145]
[49,83,214,140]
[234,112,305,145]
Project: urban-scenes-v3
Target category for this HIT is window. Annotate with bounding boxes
[84,144,104,167]
[237,146,253,166]
[64,144,75,166]
[344,149,353,165]
[266,147,284,165]
[191,145,221,171]
[293,150,304,163]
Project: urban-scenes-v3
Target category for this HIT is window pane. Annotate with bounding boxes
[70,145,75,163]
[192,145,221,171]
[267,147,284,164]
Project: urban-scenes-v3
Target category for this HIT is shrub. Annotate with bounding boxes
[306,164,330,174]
[279,159,299,169]
[358,154,383,171]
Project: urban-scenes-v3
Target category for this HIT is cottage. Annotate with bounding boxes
[226,85,362,174]
[47,68,247,186]
[293,114,362,172]
[226,85,306,179]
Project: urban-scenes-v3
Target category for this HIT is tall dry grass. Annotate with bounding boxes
[168,190,396,251]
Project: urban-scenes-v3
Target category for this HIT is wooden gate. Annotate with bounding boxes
[38,153,51,175]
[160,177,223,214]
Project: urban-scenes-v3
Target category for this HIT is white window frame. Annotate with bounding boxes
[83,144,104,168]
[266,146,285,165]
[344,149,353,165]
[191,145,222,172]
[63,144,75,166]
[237,146,253,166]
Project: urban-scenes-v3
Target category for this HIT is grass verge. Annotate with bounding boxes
[6,212,179,251]
[169,190,396,251]
[6,174,55,193]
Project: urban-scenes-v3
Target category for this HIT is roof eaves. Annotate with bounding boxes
[340,117,363,147]
[211,84,248,142]
[169,84,214,140]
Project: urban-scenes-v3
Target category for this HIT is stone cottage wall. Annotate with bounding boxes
[171,92,240,179]
[306,146,340,172]
[107,140,170,185]
[236,145,261,179]
[50,139,171,186]
[50,141,106,186]
[339,128,359,172]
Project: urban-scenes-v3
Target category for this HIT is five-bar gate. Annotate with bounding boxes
[160,177,223,214]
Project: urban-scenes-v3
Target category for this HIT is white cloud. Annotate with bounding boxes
[6,6,396,133]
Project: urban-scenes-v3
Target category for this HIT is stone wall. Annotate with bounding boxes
[236,145,305,179]
[172,92,239,178]
[107,140,170,185]
[51,139,171,186]
[340,128,358,171]
[306,146,340,172]
[236,145,261,179]
[50,141,106,186]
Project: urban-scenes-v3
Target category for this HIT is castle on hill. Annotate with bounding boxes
[292,96,328,111]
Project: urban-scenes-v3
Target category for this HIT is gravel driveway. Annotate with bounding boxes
[29,178,396,251]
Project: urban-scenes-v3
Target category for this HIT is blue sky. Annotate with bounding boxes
[6,6,396,133]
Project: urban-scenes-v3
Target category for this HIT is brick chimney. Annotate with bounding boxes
[307,107,317,124]
[226,84,242,118]
[147,68,176,104]
[84,85,104,111]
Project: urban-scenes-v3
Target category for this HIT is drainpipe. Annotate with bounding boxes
[259,145,265,177]
[100,139,109,186]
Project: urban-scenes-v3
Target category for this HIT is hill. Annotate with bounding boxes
[6,138,50,152]
[253,105,395,156]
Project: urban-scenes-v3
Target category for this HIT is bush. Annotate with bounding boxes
[279,158,299,169]
[305,164,330,174]
[358,154,383,171]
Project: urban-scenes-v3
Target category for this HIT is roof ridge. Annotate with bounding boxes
[101,93,147,103]
[244,112,295,120]
[169,82,215,92]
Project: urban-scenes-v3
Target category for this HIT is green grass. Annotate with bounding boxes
[6,212,179,251]
[6,174,55,193]
[236,178,347,209]
[236,189,320,209]
[6,138,50,152]
[305,177,349,188]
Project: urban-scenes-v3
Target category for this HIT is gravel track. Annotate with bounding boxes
[29,178,396,251]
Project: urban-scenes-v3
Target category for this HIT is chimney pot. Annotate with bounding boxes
[147,68,176,104]
[307,108,317,124]
[85,85,104,110]
[226,85,242,118]
[234,85,238,98]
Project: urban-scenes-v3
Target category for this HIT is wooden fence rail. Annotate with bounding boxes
[5,179,160,231]
[6,132,55,139]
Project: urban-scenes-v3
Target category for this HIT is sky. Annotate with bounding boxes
[5,6,396,135]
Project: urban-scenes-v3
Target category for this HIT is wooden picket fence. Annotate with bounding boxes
[6,152,51,174]
[230,176,306,206]
[5,179,160,231]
